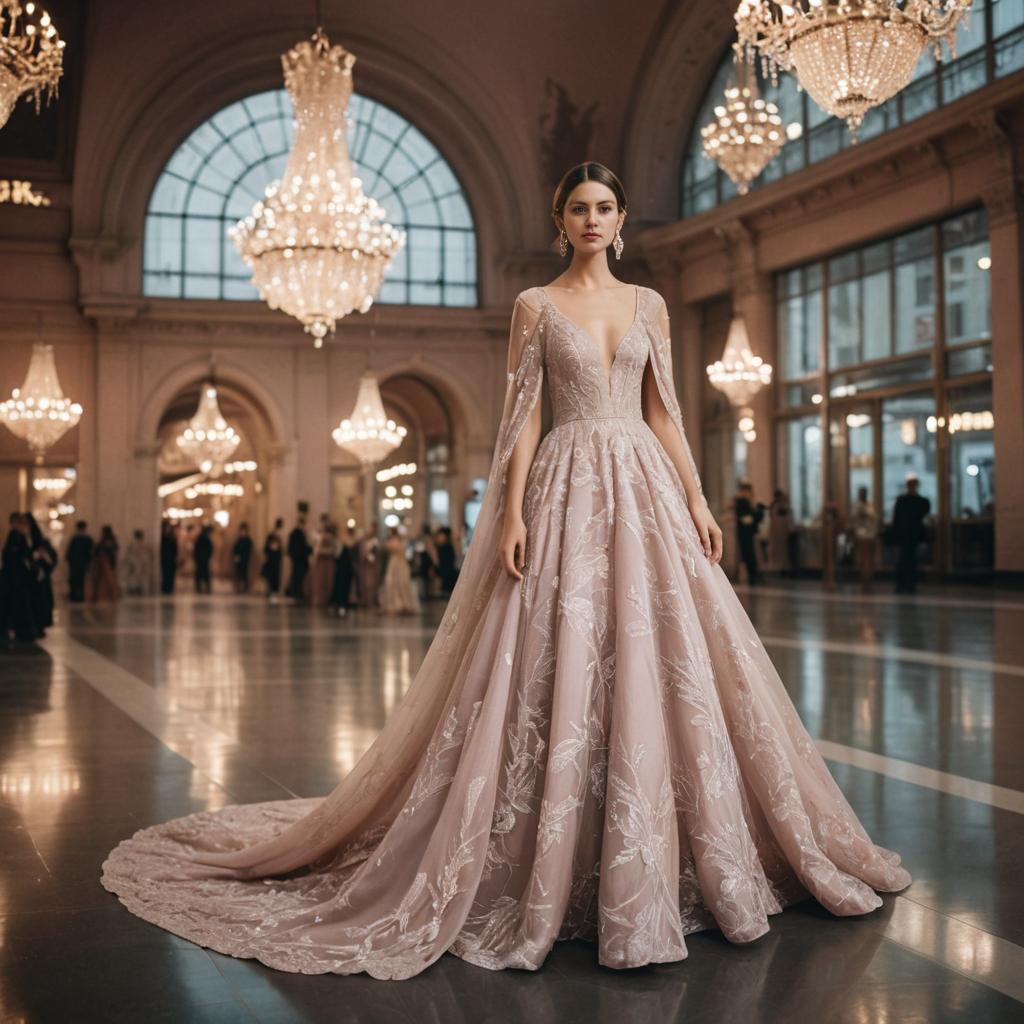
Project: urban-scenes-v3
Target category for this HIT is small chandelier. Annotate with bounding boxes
[701,48,786,195]
[707,316,773,441]
[176,382,240,476]
[230,28,406,347]
[0,343,82,459]
[735,1,973,137]
[332,372,407,465]
[0,2,65,132]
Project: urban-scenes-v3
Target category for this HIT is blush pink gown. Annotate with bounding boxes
[101,285,911,979]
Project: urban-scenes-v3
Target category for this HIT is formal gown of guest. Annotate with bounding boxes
[91,530,119,602]
[310,530,338,607]
[122,537,154,596]
[102,286,910,979]
[378,535,421,615]
[261,530,283,597]
[330,532,357,612]
[357,533,379,609]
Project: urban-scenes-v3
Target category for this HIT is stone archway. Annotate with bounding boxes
[133,357,293,572]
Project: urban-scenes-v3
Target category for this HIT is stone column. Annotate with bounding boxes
[91,334,136,542]
[978,114,1024,573]
[719,220,774,508]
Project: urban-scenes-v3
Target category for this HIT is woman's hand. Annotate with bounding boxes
[501,514,527,580]
[690,501,724,565]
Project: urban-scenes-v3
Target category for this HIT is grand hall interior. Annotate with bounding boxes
[0,1,1023,1021]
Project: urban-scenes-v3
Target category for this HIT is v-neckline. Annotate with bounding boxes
[540,285,641,390]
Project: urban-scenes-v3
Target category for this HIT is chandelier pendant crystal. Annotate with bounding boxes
[735,1,973,138]
[0,343,82,459]
[230,28,406,347]
[0,2,65,132]
[707,316,773,441]
[332,372,407,465]
[702,47,786,194]
[175,383,240,476]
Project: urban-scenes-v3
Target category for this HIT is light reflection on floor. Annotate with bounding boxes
[0,584,1022,1022]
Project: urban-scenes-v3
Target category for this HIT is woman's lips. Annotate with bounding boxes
[583,233,600,239]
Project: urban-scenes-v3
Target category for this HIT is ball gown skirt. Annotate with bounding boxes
[379,550,421,615]
[101,285,911,980]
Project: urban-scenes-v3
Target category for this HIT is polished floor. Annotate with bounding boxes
[2,579,1023,1023]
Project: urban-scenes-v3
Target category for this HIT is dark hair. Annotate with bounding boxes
[551,162,628,245]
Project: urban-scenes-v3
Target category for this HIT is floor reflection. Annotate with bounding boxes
[0,586,1021,1021]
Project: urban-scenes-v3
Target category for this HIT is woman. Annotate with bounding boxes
[329,525,358,617]
[260,518,284,604]
[102,162,910,979]
[121,529,154,596]
[356,523,379,609]
[310,522,339,607]
[91,525,119,602]
[378,528,421,616]
[193,525,213,594]
[849,486,879,593]
[768,488,792,575]
[25,513,56,632]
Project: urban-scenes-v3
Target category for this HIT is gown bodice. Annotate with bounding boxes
[527,286,649,428]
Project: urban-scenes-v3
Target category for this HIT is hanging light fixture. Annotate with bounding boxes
[332,372,407,465]
[702,47,787,195]
[735,1,973,138]
[707,316,773,441]
[229,26,406,347]
[0,2,65,132]
[175,382,240,476]
[0,342,82,460]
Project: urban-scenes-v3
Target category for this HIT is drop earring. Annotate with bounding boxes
[613,228,624,261]
[558,229,568,258]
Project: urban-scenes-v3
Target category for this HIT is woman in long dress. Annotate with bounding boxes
[378,528,421,615]
[90,525,119,602]
[311,523,339,607]
[101,162,910,980]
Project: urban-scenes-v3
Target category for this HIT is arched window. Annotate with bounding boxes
[144,90,477,306]
[683,0,1024,216]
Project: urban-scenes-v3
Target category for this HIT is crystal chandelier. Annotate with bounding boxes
[702,49,786,195]
[175,383,240,475]
[707,316,773,441]
[0,343,82,458]
[230,28,406,347]
[735,1,973,137]
[332,372,407,465]
[0,2,65,132]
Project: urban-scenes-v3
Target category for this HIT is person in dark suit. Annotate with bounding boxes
[1,513,39,642]
[159,521,178,595]
[232,523,254,593]
[261,518,284,604]
[733,479,764,585]
[65,520,94,603]
[890,474,931,594]
[286,516,312,604]
[193,524,214,594]
[435,527,458,596]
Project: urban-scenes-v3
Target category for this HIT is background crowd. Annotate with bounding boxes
[1,479,934,646]
[730,473,933,595]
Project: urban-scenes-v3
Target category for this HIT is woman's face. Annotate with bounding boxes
[557,182,624,255]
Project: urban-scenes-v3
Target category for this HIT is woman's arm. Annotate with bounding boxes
[640,301,724,566]
[641,360,705,512]
[500,295,544,580]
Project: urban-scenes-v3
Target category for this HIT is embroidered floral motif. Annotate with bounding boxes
[100,285,910,979]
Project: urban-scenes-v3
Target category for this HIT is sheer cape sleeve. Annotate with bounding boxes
[181,291,547,878]
[644,290,706,508]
